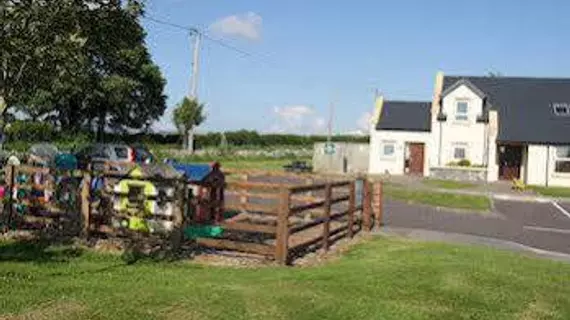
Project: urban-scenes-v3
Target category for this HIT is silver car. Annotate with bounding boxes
[75,143,135,170]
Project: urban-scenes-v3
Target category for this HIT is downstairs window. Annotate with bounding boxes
[555,146,570,173]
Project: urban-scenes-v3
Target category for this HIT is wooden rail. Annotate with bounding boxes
[1,164,380,266]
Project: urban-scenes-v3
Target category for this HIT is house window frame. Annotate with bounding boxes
[380,141,396,159]
[452,142,468,160]
[555,146,570,173]
[455,100,469,122]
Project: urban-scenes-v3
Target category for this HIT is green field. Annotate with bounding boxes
[385,186,491,212]
[1,237,570,319]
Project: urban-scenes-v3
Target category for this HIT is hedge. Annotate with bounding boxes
[2,124,369,148]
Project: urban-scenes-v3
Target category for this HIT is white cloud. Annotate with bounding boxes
[210,12,262,41]
[271,105,326,134]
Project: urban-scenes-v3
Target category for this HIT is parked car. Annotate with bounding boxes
[28,143,60,165]
[283,160,313,173]
[75,143,156,170]
[27,143,77,169]
[131,144,155,164]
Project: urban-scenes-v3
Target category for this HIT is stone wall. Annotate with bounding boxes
[430,166,488,182]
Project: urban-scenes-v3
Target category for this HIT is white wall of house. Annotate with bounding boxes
[369,129,431,176]
[437,85,487,166]
[525,144,570,187]
[526,145,548,185]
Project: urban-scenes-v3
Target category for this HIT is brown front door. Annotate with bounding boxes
[408,143,425,176]
[498,145,523,180]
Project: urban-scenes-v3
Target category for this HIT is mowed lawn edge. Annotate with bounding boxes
[384,186,491,212]
[1,236,570,319]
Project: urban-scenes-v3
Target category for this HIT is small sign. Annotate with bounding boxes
[324,142,336,155]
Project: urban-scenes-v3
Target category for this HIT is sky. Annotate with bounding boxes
[143,0,570,135]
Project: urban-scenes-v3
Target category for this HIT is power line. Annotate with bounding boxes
[143,15,257,60]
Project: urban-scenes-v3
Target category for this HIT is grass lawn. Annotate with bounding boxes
[1,237,570,319]
[529,185,570,198]
[422,179,477,190]
[385,186,491,212]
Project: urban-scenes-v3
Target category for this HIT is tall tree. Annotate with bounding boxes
[2,0,167,140]
[0,0,86,140]
[173,97,206,152]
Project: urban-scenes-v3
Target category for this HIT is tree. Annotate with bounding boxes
[0,0,87,142]
[1,0,167,141]
[173,97,206,152]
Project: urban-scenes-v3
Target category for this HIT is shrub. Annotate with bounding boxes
[457,159,471,167]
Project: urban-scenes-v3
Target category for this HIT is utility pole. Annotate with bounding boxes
[327,100,334,144]
[187,29,201,152]
[189,28,201,99]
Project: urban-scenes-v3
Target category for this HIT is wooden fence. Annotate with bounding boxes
[0,164,382,265]
[197,176,375,265]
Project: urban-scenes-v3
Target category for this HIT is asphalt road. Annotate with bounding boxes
[384,199,570,255]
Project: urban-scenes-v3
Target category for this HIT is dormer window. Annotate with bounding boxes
[552,103,570,116]
[455,101,469,121]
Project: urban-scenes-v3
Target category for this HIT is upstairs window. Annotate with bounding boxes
[455,101,469,121]
[552,103,570,116]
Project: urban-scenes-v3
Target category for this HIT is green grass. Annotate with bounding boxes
[1,237,570,319]
[529,185,570,198]
[422,179,477,190]
[385,186,491,211]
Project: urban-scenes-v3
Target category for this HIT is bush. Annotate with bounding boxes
[457,159,471,167]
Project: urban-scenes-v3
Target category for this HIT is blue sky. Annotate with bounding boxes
[144,0,570,134]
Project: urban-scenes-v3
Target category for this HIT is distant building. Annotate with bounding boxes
[313,142,369,174]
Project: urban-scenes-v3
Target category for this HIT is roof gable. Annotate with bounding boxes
[376,101,431,132]
[441,78,487,100]
[443,75,570,145]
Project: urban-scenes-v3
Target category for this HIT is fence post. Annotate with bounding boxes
[373,181,383,228]
[171,179,186,251]
[348,180,356,238]
[322,183,332,251]
[362,180,372,231]
[275,187,291,265]
[3,165,15,228]
[81,173,91,237]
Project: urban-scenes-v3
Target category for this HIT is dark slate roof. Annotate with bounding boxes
[442,76,570,145]
[376,101,431,132]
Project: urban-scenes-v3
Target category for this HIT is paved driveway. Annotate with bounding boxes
[384,199,570,254]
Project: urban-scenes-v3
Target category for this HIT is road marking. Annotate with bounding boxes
[523,225,570,235]
[552,201,570,219]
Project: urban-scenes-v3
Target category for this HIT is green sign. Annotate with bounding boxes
[324,142,336,155]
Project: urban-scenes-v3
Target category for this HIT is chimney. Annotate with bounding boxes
[431,71,444,120]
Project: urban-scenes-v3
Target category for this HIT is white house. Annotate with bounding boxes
[369,72,570,187]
